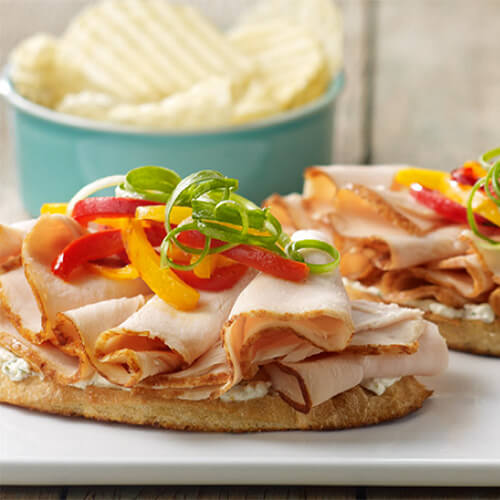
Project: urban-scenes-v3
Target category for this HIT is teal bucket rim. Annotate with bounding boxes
[0,65,344,137]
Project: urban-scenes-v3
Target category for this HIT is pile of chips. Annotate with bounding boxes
[9,0,343,130]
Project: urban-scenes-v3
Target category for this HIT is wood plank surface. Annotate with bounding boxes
[333,0,372,164]
[1,486,500,498]
[366,487,500,499]
[371,0,500,170]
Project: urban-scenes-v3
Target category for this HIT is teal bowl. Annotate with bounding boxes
[1,67,343,215]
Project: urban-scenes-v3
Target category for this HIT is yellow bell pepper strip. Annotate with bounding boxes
[191,254,235,279]
[395,166,500,227]
[86,263,139,280]
[122,219,199,311]
[167,241,191,264]
[191,254,218,279]
[41,203,68,215]
[394,168,450,192]
[135,205,192,224]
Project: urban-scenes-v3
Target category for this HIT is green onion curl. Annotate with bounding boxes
[124,166,341,275]
[467,148,500,244]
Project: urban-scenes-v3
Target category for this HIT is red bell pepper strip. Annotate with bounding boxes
[143,221,168,247]
[177,230,309,282]
[173,264,248,291]
[449,163,500,200]
[450,162,487,187]
[52,224,167,281]
[72,197,162,226]
[451,166,480,187]
[223,245,309,282]
[409,183,497,229]
[52,229,124,280]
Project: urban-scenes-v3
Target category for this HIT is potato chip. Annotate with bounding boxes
[236,0,343,77]
[60,0,254,103]
[10,34,88,107]
[107,77,232,130]
[9,34,64,107]
[232,79,281,124]
[56,91,117,121]
[229,19,329,111]
[8,0,343,129]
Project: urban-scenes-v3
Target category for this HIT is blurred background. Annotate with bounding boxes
[1,0,499,221]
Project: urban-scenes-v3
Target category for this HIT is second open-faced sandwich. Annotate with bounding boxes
[0,167,447,431]
[266,148,500,357]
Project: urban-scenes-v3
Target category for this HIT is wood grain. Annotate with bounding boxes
[2,486,500,498]
[333,0,372,164]
[371,0,500,171]
[366,487,500,499]
[65,485,358,499]
[0,487,64,499]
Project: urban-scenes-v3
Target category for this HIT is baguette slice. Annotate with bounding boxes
[345,286,500,357]
[0,371,431,432]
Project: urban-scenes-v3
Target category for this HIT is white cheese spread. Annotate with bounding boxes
[70,372,127,390]
[410,300,496,323]
[0,346,37,382]
[73,374,271,402]
[343,278,496,323]
[220,381,271,402]
[361,377,401,396]
[342,278,383,298]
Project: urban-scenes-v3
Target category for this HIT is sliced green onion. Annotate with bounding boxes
[122,166,181,202]
[467,148,500,244]
[118,165,342,275]
[286,239,341,274]
[160,224,211,271]
[479,148,500,170]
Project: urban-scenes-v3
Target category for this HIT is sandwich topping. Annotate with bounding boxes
[0,168,448,414]
[0,346,35,382]
[44,167,341,310]
[266,148,500,326]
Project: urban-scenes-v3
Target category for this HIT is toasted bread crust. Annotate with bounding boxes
[345,285,500,357]
[0,372,431,432]
[424,313,500,357]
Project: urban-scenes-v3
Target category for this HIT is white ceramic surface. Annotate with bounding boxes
[0,351,498,486]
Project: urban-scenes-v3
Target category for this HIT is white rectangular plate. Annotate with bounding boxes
[0,351,499,486]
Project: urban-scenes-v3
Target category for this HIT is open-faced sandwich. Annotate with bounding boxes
[266,148,500,357]
[0,168,447,431]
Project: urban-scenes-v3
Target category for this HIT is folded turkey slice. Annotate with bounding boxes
[265,301,448,412]
[0,306,91,385]
[222,230,355,388]
[63,270,255,387]
[0,219,36,267]
[2,214,151,344]
[266,190,468,274]
[303,165,443,230]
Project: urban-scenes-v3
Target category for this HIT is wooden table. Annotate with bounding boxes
[0,485,499,498]
[1,0,500,496]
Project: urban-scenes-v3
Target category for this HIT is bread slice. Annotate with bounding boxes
[0,371,431,432]
[345,285,500,357]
